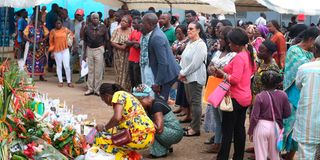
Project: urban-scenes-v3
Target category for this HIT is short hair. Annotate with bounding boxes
[300,27,320,42]
[91,12,99,19]
[143,13,158,25]
[314,36,320,54]
[176,25,187,36]
[185,10,197,17]
[161,12,172,20]
[98,12,103,19]
[219,19,233,27]
[260,12,266,19]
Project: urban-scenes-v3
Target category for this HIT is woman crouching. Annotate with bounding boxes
[133,84,184,158]
[95,83,155,160]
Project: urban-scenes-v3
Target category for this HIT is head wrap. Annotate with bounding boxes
[257,24,269,38]
[132,84,153,98]
[262,39,277,54]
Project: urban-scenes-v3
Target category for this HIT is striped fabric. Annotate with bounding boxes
[293,60,320,144]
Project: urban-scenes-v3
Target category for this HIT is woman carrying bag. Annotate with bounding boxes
[211,27,256,160]
[95,83,156,160]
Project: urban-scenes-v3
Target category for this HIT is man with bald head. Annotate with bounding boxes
[159,13,176,45]
[141,13,180,101]
[83,13,109,96]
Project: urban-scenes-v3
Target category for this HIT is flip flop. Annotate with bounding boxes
[184,130,200,137]
[177,113,186,117]
[179,119,192,123]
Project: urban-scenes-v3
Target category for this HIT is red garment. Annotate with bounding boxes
[270,32,287,69]
[128,30,142,63]
[224,51,256,107]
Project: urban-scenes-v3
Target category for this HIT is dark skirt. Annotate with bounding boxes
[175,81,189,107]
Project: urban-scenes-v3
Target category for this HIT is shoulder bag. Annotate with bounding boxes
[266,91,284,152]
[208,80,230,108]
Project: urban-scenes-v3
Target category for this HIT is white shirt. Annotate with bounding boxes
[255,17,266,26]
[110,21,119,36]
[180,39,207,86]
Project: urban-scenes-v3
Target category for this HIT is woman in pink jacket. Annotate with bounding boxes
[211,27,256,160]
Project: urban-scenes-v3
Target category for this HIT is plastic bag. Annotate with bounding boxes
[85,147,115,160]
[31,136,68,160]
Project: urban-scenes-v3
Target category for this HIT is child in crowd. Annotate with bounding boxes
[248,70,291,160]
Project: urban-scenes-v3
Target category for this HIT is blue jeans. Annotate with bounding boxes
[213,107,222,144]
[169,88,177,100]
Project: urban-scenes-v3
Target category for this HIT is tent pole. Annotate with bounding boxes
[234,13,237,26]
[1,7,9,61]
[32,6,39,79]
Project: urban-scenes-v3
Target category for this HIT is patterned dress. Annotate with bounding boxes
[95,91,155,160]
[111,28,132,91]
[283,45,314,151]
[252,59,280,95]
[23,24,49,76]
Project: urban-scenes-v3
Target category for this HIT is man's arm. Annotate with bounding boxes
[151,35,169,85]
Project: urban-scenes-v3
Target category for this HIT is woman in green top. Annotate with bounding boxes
[133,84,184,158]
[283,27,319,160]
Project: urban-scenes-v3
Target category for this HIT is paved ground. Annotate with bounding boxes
[36,67,258,160]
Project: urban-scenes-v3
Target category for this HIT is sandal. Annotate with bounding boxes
[179,119,192,123]
[184,129,200,137]
[177,113,186,117]
[183,127,191,131]
[67,83,74,88]
[58,83,63,87]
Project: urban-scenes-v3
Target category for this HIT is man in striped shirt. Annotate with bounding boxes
[293,36,320,160]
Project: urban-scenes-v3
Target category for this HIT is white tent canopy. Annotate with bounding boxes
[0,0,53,8]
[257,0,320,15]
[95,0,236,14]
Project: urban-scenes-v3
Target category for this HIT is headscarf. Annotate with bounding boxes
[257,25,269,38]
[132,84,153,98]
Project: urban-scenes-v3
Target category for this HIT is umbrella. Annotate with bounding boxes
[95,0,236,14]
[0,0,53,78]
[257,0,320,15]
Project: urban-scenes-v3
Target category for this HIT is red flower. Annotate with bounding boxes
[24,142,36,159]
[24,109,35,121]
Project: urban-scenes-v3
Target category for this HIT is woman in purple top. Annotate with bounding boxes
[248,70,291,160]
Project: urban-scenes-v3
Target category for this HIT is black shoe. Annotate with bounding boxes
[75,78,85,84]
[204,136,215,144]
[84,90,94,96]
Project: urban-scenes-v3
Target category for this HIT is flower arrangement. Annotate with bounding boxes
[0,61,88,160]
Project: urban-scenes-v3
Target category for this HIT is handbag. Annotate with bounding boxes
[219,95,233,112]
[266,91,284,152]
[66,28,73,47]
[111,128,132,146]
[207,80,230,108]
[204,76,223,102]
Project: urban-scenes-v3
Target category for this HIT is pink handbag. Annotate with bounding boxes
[207,81,231,108]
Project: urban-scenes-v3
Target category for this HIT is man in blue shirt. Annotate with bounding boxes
[17,10,28,59]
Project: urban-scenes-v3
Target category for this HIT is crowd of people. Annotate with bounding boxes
[13,3,320,160]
